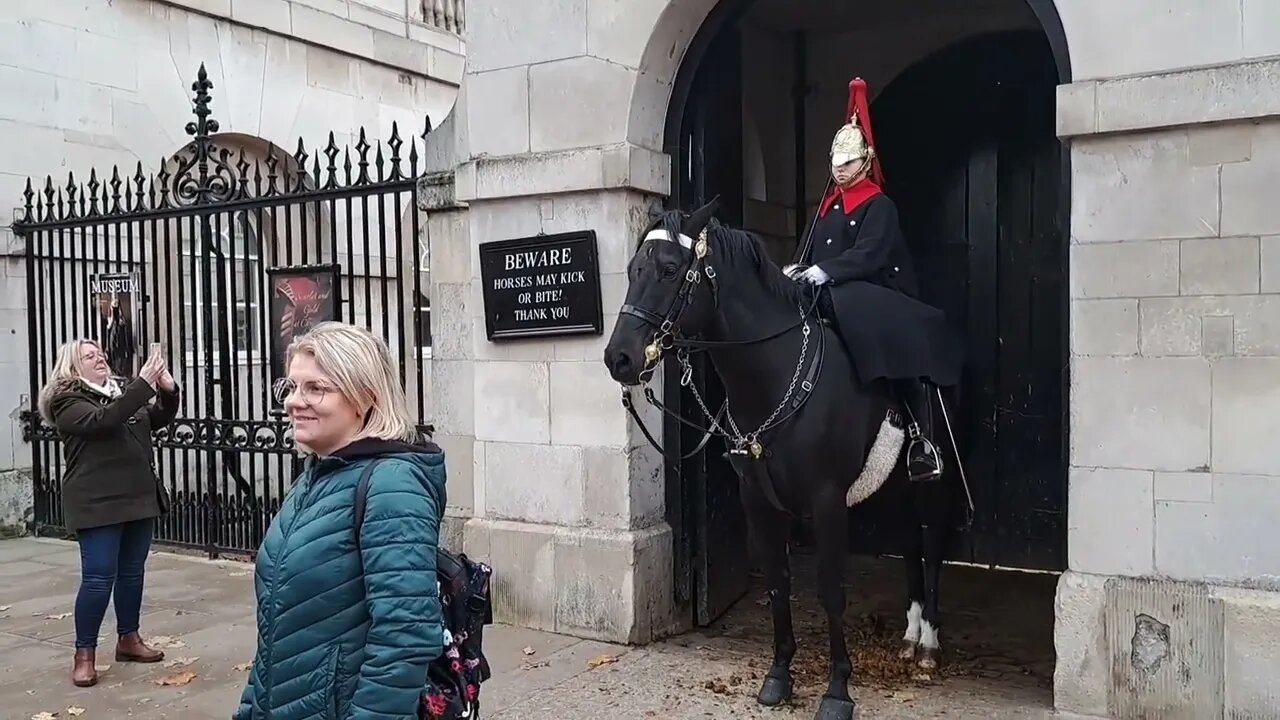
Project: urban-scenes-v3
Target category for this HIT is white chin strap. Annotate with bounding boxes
[644,228,694,249]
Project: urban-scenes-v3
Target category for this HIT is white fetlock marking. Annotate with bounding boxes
[903,601,922,643]
[919,619,940,650]
[847,413,905,506]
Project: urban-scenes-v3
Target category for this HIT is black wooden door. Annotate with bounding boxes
[850,30,1067,570]
[666,25,751,626]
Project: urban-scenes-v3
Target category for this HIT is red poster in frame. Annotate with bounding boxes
[266,264,342,386]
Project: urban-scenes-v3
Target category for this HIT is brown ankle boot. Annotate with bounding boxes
[72,648,98,687]
[115,632,165,663]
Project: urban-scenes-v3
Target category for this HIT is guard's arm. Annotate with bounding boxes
[815,197,900,285]
[50,379,156,436]
[346,461,445,720]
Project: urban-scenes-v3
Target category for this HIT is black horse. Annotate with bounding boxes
[603,199,965,720]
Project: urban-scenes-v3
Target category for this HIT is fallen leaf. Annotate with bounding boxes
[147,635,187,649]
[44,612,72,620]
[234,663,252,672]
[31,712,57,720]
[520,660,549,670]
[67,708,86,717]
[228,571,251,577]
[586,654,618,669]
[521,646,535,656]
[0,604,11,611]
[164,657,199,668]
[155,670,197,686]
[94,664,111,673]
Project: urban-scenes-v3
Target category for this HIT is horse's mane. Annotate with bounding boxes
[650,209,810,308]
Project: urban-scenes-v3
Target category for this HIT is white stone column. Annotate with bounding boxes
[439,0,696,644]
[1055,58,1280,719]
[453,157,676,642]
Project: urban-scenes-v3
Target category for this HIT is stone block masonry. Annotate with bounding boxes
[424,152,680,644]
[1058,75,1280,718]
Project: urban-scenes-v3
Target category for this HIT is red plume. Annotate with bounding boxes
[846,78,884,185]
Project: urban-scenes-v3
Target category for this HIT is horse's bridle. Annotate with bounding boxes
[617,225,824,473]
[618,226,718,384]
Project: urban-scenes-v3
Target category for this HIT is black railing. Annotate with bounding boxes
[16,64,436,558]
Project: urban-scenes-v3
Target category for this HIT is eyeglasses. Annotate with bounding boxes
[80,351,105,363]
[272,378,336,406]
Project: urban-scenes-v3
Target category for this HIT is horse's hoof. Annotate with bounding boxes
[917,646,941,671]
[814,695,857,720]
[757,671,793,706]
[897,639,917,661]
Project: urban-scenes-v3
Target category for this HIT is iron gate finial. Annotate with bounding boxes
[172,62,236,206]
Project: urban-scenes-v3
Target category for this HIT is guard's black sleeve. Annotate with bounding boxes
[814,196,900,285]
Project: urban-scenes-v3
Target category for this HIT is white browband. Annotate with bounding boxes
[644,228,694,249]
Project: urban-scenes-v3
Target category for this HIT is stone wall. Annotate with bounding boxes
[0,0,461,532]
[1056,58,1280,719]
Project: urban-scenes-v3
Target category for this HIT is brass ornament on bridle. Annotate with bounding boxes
[639,227,712,376]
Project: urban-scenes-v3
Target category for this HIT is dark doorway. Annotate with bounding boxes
[662,2,1070,627]
[853,30,1068,571]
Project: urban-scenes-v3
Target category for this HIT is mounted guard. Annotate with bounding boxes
[784,77,964,482]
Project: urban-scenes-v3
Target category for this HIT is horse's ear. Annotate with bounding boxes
[682,195,720,236]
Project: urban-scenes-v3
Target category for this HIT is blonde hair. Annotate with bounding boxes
[285,321,419,447]
[37,339,102,424]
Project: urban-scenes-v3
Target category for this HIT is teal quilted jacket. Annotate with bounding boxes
[233,437,447,720]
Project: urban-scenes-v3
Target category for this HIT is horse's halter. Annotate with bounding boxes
[618,225,719,382]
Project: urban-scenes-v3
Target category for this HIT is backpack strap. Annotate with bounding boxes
[352,458,386,555]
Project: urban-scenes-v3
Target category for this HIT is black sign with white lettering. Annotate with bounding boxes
[478,230,604,341]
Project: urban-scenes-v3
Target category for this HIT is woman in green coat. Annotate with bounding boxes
[37,340,180,687]
[233,322,446,720]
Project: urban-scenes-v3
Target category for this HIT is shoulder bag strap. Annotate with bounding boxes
[352,459,385,556]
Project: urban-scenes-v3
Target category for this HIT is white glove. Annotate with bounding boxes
[799,265,831,285]
[781,264,803,280]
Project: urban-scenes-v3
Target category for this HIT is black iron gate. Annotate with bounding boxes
[16,64,435,558]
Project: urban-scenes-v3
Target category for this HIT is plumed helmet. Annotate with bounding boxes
[829,77,884,185]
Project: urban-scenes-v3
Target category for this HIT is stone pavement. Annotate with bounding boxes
[0,537,1062,719]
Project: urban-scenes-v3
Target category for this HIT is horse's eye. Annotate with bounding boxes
[661,264,679,278]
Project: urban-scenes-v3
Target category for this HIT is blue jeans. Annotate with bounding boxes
[74,519,155,649]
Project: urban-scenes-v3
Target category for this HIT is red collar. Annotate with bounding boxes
[819,179,883,218]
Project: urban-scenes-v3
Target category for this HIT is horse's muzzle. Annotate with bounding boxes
[603,345,645,386]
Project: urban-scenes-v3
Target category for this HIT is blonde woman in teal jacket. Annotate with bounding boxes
[233,322,446,720]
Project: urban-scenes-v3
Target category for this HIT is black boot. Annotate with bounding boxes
[903,380,944,482]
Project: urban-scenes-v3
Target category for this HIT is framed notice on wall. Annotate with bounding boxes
[266,264,342,385]
[478,230,604,341]
[89,271,144,377]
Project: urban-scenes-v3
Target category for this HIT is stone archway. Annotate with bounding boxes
[627,0,1079,636]
[625,0,1072,159]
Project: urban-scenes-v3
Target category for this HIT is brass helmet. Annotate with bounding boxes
[830,119,872,169]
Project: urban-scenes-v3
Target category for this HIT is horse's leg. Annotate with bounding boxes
[917,521,947,670]
[812,486,855,720]
[899,522,925,661]
[744,489,796,706]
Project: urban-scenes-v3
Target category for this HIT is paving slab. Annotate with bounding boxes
[0,537,1058,719]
